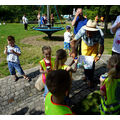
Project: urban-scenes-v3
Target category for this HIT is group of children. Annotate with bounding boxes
[4,35,77,114]
[4,32,120,114]
[39,44,120,115]
[39,45,77,115]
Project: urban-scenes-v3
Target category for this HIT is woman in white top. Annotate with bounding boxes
[111,15,120,56]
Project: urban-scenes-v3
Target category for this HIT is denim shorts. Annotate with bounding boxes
[8,61,25,75]
[64,42,70,50]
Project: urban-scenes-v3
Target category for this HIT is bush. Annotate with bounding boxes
[85,10,98,20]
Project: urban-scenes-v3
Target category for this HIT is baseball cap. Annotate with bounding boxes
[66,25,71,30]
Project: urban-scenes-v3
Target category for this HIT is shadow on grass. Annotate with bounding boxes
[43,35,64,41]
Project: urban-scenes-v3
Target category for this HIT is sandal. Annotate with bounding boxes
[24,76,30,80]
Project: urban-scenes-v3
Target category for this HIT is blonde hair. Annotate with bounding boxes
[55,49,67,70]
[107,55,120,82]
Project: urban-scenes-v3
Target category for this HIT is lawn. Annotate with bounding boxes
[0,22,114,78]
[0,23,66,78]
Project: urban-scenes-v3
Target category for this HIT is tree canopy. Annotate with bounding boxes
[0,5,120,23]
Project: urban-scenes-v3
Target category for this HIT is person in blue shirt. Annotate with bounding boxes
[72,8,87,56]
[40,14,44,27]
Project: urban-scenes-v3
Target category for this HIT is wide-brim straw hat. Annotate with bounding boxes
[82,19,99,31]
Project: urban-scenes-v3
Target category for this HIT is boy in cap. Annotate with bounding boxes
[64,25,72,55]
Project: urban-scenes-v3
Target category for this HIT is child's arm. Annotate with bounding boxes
[10,50,21,56]
[70,62,78,73]
[68,58,78,73]
[4,46,8,55]
[65,63,77,73]
[72,61,77,72]
[68,59,75,66]
[70,32,74,37]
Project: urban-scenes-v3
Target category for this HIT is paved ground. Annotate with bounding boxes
[0,55,111,115]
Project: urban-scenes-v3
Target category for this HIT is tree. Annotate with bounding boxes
[0,5,119,25]
[104,6,111,34]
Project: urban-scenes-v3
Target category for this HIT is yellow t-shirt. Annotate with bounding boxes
[81,40,99,58]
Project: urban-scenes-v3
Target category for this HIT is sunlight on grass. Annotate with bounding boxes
[104,38,113,54]
[0,23,114,78]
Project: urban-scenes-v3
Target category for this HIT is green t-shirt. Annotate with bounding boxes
[45,92,73,115]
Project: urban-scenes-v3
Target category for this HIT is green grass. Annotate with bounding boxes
[0,23,114,78]
[0,23,66,78]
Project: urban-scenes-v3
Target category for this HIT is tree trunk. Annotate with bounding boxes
[104,6,111,34]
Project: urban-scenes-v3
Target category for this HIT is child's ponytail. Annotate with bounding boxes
[108,67,116,81]
[108,55,120,82]
[55,49,67,70]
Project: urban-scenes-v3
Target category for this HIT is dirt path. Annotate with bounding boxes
[21,35,64,47]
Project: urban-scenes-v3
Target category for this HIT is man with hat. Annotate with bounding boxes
[71,19,104,87]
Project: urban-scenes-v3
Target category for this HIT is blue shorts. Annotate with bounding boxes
[64,42,70,50]
[8,61,25,75]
